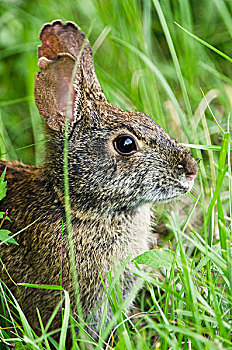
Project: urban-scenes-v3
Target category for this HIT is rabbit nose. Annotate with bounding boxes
[184,156,198,180]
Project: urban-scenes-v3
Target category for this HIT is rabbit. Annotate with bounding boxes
[0,20,198,345]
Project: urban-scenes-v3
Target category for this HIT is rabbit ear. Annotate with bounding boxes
[34,20,106,131]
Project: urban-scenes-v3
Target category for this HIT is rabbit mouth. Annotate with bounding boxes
[165,177,195,200]
[179,174,195,191]
[145,175,195,203]
[172,175,195,195]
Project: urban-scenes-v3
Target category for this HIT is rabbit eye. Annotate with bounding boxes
[113,134,138,156]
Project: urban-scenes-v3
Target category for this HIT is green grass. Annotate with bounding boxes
[0,0,232,348]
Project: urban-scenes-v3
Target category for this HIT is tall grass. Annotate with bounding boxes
[0,0,231,348]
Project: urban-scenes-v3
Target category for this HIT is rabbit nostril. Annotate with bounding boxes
[177,164,184,169]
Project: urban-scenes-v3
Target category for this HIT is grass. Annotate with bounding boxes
[0,0,232,348]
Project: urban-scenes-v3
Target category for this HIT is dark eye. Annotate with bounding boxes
[113,134,138,156]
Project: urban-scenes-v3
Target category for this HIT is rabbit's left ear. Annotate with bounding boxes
[34,20,106,131]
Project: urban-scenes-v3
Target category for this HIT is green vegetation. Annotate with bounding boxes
[0,168,17,245]
[0,0,231,348]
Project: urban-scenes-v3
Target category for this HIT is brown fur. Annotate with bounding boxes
[0,20,198,345]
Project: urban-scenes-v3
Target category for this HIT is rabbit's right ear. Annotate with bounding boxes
[34,20,106,131]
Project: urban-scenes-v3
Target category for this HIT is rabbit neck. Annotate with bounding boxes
[71,203,151,294]
[73,202,152,251]
[63,203,152,310]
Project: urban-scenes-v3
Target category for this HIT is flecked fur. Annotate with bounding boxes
[0,20,198,345]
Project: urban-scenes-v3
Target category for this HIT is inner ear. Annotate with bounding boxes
[34,53,81,131]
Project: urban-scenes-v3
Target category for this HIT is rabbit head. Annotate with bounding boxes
[34,20,198,216]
